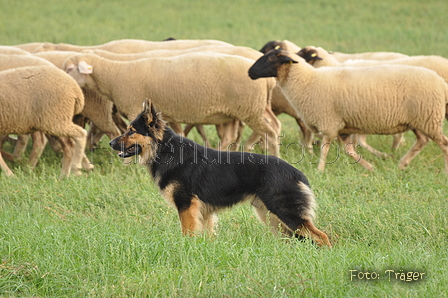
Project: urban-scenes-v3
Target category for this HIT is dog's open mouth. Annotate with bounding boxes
[118,144,142,158]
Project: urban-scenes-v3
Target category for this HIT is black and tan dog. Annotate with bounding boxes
[109,99,331,247]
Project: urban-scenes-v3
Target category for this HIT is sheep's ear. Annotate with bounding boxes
[78,61,93,74]
[280,55,298,64]
[297,49,322,62]
[309,52,323,60]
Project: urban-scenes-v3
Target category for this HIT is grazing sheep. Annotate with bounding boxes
[0,45,30,55]
[0,65,87,178]
[299,45,448,156]
[63,52,281,156]
[33,39,233,53]
[248,49,448,173]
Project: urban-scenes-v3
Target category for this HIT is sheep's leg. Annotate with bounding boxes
[426,132,448,174]
[195,125,210,144]
[263,109,282,156]
[243,132,262,152]
[86,124,102,150]
[13,134,31,160]
[183,124,194,136]
[0,149,15,162]
[47,135,62,153]
[217,120,240,151]
[57,137,73,179]
[317,135,333,172]
[28,132,48,168]
[169,122,184,136]
[391,133,405,150]
[0,134,9,148]
[356,134,391,159]
[263,105,282,136]
[0,152,14,176]
[340,134,374,171]
[297,119,314,155]
[399,130,430,170]
[70,134,88,176]
[81,153,94,171]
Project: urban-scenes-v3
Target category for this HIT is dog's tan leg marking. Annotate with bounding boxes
[178,196,204,236]
[296,219,332,248]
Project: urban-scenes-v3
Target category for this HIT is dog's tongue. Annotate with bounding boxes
[118,151,125,158]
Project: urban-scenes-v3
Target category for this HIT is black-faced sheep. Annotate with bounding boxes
[248,49,448,173]
[63,53,281,156]
[0,65,87,178]
[259,40,408,61]
[299,45,448,156]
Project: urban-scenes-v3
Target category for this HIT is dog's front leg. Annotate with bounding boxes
[178,196,204,236]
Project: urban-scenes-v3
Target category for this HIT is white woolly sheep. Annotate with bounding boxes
[299,45,448,156]
[0,45,30,55]
[63,52,281,156]
[330,50,408,62]
[0,53,94,171]
[13,42,46,53]
[33,39,233,53]
[34,50,123,142]
[85,46,312,151]
[0,65,87,178]
[83,44,261,61]
[249,49,448,173]
[0,54,55,164]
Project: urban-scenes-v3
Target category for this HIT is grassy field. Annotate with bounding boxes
[1,0,448,297]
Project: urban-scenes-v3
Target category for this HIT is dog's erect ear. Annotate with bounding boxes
[142,98,154,124]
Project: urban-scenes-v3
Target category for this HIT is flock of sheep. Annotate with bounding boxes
[1,38,448,178]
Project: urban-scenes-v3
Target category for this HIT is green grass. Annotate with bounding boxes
[1,0,448,297]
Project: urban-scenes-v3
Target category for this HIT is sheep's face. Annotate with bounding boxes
[259,40,283,53]
[248,49,298,80]
[65,60,92,87]
[297,47,323,65]
[109,99,166,165]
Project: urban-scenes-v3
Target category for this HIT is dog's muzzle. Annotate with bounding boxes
[109,136,141,158]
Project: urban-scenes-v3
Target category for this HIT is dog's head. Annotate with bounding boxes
[109,99,166,164]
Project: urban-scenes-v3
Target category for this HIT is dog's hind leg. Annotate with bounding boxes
[203,212,218,236]
[252,199,291,236]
